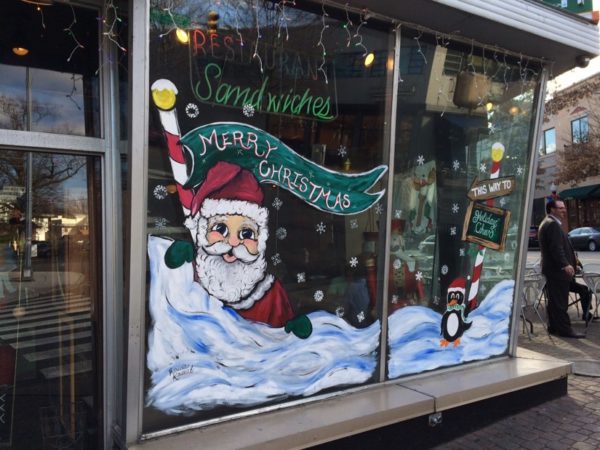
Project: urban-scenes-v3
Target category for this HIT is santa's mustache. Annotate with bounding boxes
[202,241,259,263]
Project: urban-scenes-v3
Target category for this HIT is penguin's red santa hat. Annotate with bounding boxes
[185,161,269,251]
[447,277,466,295]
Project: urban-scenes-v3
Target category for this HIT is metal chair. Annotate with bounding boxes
[581,271,600,320]
[520,274,549,339]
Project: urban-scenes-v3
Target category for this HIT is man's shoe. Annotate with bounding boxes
[582,312,594,322]
[561,331,586,339]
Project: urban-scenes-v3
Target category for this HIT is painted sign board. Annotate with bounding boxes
[462,201,511,251]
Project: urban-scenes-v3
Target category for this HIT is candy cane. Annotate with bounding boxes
[150,79,194,217]
[467,142,504,313]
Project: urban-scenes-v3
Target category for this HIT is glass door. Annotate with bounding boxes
[0,149,101,449]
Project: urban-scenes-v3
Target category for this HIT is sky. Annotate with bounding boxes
[547,55,600,94]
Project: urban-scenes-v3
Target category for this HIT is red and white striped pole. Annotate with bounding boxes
[467,142,504,313]
[150,79,195,219]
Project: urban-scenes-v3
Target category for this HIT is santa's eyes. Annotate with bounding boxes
[239,227,256,241]
[211,222,229,237]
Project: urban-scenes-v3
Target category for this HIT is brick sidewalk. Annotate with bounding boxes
[434,306,600,449]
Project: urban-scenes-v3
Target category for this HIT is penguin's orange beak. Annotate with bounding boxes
[448,300,458,306]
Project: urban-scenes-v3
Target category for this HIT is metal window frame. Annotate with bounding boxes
[0,1,124,449]
[124,0,551,444]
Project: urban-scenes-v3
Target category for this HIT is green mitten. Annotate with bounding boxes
[284,314,313,339]
[164,240,194,269]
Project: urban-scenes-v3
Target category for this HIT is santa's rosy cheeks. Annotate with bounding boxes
[207,214,259,260]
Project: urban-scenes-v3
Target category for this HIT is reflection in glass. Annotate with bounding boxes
[388,35,540,377]
[144,0,392,432]
[0,151,101,448]
[0,2,100,137]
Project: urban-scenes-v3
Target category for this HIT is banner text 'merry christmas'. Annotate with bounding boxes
[195,127,351,212]
[194,63,335,121]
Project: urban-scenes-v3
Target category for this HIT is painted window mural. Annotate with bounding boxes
[143,0,542,433]
[387,39,540,377]
[144,0,393,431]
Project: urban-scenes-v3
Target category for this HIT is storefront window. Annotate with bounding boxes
[0,150,102,449]
[0,2,100,137]
[387,37,540,378]
[144,0,392,432]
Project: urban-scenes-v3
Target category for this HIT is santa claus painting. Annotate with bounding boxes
[183,160,295,328]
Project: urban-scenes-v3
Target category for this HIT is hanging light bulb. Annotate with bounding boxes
[364,52,375,67]
[12,46,29,56]
[175,28,189,44]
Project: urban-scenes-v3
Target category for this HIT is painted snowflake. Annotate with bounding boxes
[337,145,347,158]
[375,203,384,215]
[271,253,282,266]
[433,296,440,306]
[350,219,359,229]
[393,259,402,270]
[499,197,507,207]
[314,290,324,302]
[242,103,255,117]
[335,306,345,318]
[479,163,487,173]
[316,222,326,234]
[349,256,359,268]
[487,123,497,135]
[356,311,365,323]
[441,265,448,275]
[153,184,168,200]
[480,285,487,295]
[450,226,457,236]
[416,154,425,166]
[391,295,399,304]
[154,217,168,229]
[459,248,465,257]
[415,271,423,281]
[452,160,460,171]
[275,227,287,240]
[297,272,306,283]
[516,166,524,175]
[451,203,459,214]
[272,197,283,210]
[185,102,199,118]
[394,209,402,219]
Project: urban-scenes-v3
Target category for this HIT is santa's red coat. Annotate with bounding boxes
[233,279,295,328]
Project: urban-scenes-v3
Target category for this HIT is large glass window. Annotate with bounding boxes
[0,2,100,137]
[0,150,102,449]
[144,0,392,432]
[571,115,589,143]
[543,128,556,154]
[387,37,541,378]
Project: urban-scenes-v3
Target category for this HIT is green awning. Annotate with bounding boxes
[559,184,600,199]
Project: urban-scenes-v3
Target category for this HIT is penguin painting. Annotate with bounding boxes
[440,277,472,347]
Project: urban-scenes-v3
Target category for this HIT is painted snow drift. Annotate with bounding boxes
[146,236,380,415]
[388,279,514,379]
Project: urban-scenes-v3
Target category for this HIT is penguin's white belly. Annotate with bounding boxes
[447,312,460,337]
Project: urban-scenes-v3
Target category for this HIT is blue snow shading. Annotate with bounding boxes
[387,279,514,379]
[146,236,380,415]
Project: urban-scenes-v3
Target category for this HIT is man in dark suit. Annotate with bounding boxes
[538,199,590,338]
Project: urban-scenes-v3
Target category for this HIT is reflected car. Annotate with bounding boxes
[417,235,436,253]
[528,226,539,248]
[568,227,600,251]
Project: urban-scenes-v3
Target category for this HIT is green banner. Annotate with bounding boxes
[179,122,387,215]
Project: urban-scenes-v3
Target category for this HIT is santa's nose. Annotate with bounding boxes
[228,234,241,247]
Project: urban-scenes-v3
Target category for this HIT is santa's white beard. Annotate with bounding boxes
[195,245,268,306]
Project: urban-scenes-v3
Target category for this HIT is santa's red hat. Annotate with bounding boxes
[189,161,268,230]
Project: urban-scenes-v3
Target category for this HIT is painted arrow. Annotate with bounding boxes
[466,176,515,201]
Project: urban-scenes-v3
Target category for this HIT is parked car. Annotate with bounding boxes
[417,234,436,253]
[568,227,600,251]
[528,226,539,248]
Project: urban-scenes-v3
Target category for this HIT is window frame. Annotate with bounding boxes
[571,115,589,144]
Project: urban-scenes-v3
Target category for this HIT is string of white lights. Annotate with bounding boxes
[64,4,84,62]
[316,1,330,84]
